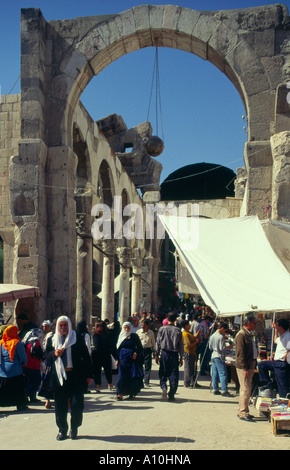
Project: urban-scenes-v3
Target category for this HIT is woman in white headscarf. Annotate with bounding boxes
[115,322,144,400]
[45,315,93,441]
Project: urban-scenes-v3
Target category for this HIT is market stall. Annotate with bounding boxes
[0,284,41,302]
[159,214,290,434]
[158,215,290,316]
[0,284,41,324]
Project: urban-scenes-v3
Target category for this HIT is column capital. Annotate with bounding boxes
[117,246,133,268]
[101,239,117,257]
[131,247,146,271]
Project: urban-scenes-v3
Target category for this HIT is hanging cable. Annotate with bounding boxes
[147,50,156,123]
[8,75,20,95]
[146,46,165,148]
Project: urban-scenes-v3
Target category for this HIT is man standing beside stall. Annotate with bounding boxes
[209,321,233,397]
[235,313,258,421]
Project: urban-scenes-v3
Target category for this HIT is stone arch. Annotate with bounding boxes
[42,4,287,150]
[17,5,290,321]
[19,5,290,223]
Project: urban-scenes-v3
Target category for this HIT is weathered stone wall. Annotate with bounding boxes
[0,94,21,229]
[0,94,21,290]
[271,131,290,221]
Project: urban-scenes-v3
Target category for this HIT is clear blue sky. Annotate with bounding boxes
[1,0,289,183]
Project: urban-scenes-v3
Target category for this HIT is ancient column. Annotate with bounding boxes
[141,255,154,313]
[117,247,132,325]
[75,212,92,327]
[131,248,145,316]
[151,257,160,315]
[101,239,116,323]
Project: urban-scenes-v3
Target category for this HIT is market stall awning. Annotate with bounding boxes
[0,284,41,302]
[159,215,290,316]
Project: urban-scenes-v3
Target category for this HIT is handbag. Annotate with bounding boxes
[111,354,117,370]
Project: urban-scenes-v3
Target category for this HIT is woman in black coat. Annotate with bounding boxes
[115,322,144,400]
[92,321,113,392]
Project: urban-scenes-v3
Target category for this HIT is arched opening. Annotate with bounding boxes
[81,47,246,185]
[73,125,91,190]
[98,160,114,207]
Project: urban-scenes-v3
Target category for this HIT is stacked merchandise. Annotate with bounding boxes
[270,399,290,420]
[258,341,267,360]
[270,400,290,434]
[256,396,273,412]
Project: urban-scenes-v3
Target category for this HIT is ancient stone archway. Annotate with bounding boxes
[8,4,290,321]
[20,5,290,210]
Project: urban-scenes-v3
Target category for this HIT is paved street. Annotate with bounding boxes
[0,363,289,452]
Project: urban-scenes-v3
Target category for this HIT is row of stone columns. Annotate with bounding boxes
[100,242,145,325]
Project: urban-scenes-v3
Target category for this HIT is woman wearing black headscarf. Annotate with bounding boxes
[76,321,91,356]
[92,321,113,392]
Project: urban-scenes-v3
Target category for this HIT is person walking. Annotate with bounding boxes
[16,312,38,340]
[21,327,44,403]
[137,319,156,387]
[92,321,113,392]
[115,322,144,401]
[181,320,201,388]
[209,321,233,397]
[155,312,184,401]
[197,315,212,376]
[0,325,28,411]
[76,320,92,356]
[235,313,257,421]
[45,315,93,440]
[39,321,55,409]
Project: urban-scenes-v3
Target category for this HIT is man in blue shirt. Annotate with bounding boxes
[209,321,233,397]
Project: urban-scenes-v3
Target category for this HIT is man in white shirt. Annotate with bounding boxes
[258,318,290,398]
[137,319,155,387]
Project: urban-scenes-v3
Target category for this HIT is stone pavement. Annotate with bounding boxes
[0,364,289,452]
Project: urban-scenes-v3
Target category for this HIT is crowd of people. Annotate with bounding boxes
[0,307,289,439]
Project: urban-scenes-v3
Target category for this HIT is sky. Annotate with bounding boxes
[1,0,289,184]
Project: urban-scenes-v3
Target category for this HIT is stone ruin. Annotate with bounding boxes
[0,4,290,327]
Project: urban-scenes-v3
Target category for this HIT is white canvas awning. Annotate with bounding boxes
[0,284,41,302]
[176,257,200,295]
[159,215,290,316]
[260,219,290,274]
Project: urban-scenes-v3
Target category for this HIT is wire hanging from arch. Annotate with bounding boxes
[145,45,165,157]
